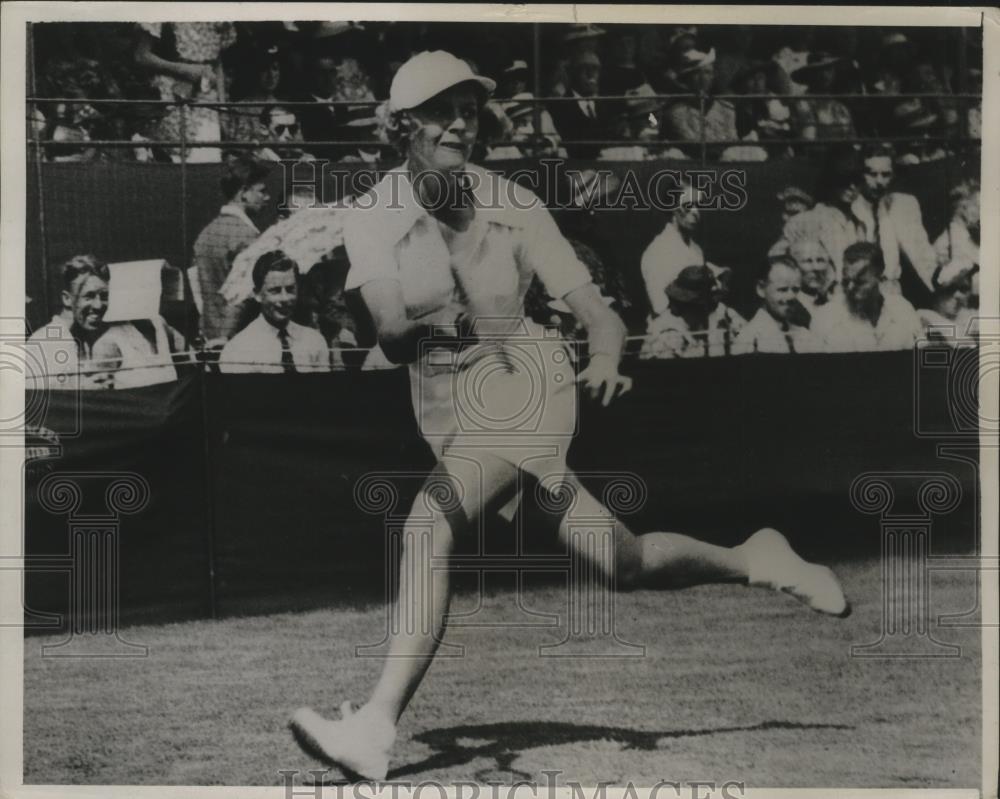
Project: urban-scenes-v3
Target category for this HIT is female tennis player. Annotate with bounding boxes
[290,51,849,781]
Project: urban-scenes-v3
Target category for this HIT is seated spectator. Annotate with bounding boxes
[134,22,238,163]
[878,31,915,87]
[641,265,745,359]
[226,43,285,144]
[733,257,820,354]
[890,99,947,164]
[906,59,959,136]
[254,106,316,162]
[548,50,612,159]
[641,183,729,317]
[791,52,856,141]
[812,242,923,352]
[731,60,792,155]
[783,146,864,280]
[497,59,529,99]
[604,25,648,97]
[336,106,385,164]
[868,66,905,137]
[220,251,330,373]
[191,155,272,344]
[661,47,740,160]
[852,143,937,300]
[499,93,565,159]
[709,25,754,94]
[599,84,664,161]
[934,179,979,272]
[770,26,816,95]
[292,26,377,161]
[916,260,978,345]
[35,58,107,162]
[26,254,114,389]
[93,315,186,389]
[789,240,839,314]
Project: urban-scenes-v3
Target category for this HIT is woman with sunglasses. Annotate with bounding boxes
[290,50,849,781]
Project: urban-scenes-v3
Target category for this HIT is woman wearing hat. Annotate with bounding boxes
[790,51,856,141]
[289,50,849,781]
[640,265,746,359]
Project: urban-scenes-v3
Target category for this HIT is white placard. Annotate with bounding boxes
[103,259,165,322]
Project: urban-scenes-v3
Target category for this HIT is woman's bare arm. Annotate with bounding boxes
[359,279,467,364]
[134,29,212,85]
[560,282,632,406]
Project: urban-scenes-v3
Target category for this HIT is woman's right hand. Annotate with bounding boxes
[187,63,216,90]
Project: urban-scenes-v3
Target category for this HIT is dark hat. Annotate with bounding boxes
[623,83,663,118]
[666,265,716,305]
[891,97,939,130]
[731,59,774,88]
[791,51,844,83]
[670,47,716,76]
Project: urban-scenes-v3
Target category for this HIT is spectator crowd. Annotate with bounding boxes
[30,22,982,164]
[27,141,980,389]
[24,22,981,389]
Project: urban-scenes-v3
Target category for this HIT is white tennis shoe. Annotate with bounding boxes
[740,528,850,617]
[290,701,396,781]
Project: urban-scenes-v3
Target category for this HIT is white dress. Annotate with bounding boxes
[344,163,592,484]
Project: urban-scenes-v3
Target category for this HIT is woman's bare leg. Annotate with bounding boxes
[553,472,848,612]
[365,452,519,725]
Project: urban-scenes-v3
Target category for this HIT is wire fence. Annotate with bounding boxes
[24,87,982,379]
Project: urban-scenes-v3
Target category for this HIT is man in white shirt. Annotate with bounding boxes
[26,254,114,390]
[220,251,329,374]
[640,183,728,317]
[812,242,924,353]
[734,257,820,354]
[851,144,936,299]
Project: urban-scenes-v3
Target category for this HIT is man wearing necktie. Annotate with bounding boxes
[220,251,329,374]
[548,50,608,158]
[851,143,937,306]
[733,256,820,355]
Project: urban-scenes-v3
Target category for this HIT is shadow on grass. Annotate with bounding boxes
[307,718,853,784]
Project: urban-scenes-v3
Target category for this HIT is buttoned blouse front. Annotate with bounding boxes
[343,163,592,468]
[344,163,590,327]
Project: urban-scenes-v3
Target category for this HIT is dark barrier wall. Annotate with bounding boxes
[25,156,980,330]
[24,351,980,626]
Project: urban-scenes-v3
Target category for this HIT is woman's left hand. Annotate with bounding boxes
[576,354,632,407]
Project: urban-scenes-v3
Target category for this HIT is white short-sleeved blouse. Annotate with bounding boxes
[344,163,592,476]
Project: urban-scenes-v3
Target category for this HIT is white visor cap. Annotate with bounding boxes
[389,51,497,112]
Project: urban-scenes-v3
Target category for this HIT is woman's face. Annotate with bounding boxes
[259,61,281,94]
[744,70,768,95]
[408,84,480,172]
